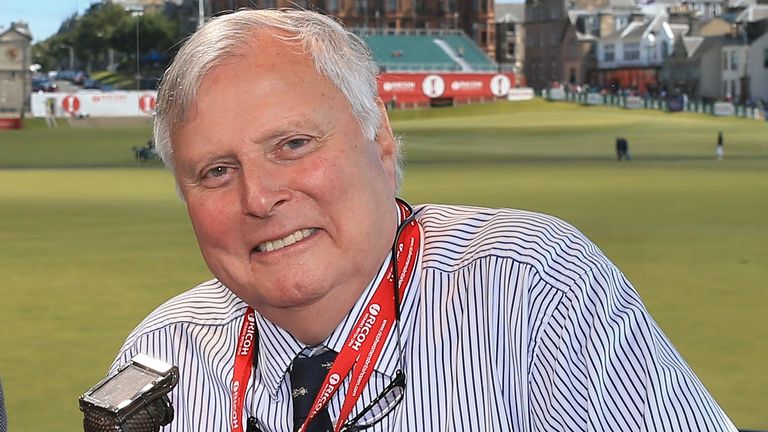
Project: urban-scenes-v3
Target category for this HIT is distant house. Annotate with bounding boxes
[0,21,33,118]
[746,29,768,103]
[495,3,526,77]
[661,35,724,99]
[595,15,667,94]
[523,0,661,90]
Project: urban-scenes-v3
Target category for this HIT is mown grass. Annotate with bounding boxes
[0,99,766,430]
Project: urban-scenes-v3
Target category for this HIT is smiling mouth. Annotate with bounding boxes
[256,228,316,253]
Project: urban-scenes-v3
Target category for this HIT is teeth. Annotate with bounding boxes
[258,228,315,252]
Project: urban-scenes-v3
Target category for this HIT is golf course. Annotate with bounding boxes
[0,98,765,430]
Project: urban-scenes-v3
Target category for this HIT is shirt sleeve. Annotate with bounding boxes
[528,264,737,431]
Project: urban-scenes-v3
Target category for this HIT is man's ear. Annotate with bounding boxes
[373,98,397,184]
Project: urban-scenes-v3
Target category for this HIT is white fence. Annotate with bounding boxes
[30,91,158,118]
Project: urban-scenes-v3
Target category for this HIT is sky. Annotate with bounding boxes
[1,0,96,42]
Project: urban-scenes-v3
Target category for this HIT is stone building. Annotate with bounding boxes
[0,21,33,122]
[523,0,644,90]
[495,3,526,76]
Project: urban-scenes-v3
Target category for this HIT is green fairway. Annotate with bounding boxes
[0,100,766,430]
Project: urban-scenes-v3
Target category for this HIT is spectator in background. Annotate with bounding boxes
[616,137,631,161]
[717,131,724,160]
[45,97,57,128]
[108,9,737,431]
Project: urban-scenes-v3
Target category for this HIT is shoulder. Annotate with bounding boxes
[414,203,613,290]
[117,279,248,353]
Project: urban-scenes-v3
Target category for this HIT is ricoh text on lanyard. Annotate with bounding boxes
[231,200,423,432]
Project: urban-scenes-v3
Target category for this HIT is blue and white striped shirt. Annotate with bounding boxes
[112,204,736,431]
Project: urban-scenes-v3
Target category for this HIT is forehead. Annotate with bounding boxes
[171,28,357,147]
[177,29,340,126]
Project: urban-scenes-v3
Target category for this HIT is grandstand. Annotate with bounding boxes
[355,29,498,72]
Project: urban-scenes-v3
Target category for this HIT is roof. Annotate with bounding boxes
[685,35,722,59]
[608,0,637,9]
[682,35,704,56]
[735,4,768,21]
[664,22,690,39]
[495,3,525,23]
[0,21,33,40]
[727,0,756,8]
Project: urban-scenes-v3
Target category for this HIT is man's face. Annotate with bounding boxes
[171,31,398,322]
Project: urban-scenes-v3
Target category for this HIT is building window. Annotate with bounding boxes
[550,4,559,19]
[615,16,627,31]
[730,51,738,70]
[604,43,615,61]
[722,80,727,96]
[551,32,558,46]
[624,43,640,61]
[591,16,600,36]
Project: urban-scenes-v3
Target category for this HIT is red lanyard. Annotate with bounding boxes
[231,307,256,431]
[231,201,422,432]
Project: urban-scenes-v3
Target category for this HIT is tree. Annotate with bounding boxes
[72,3,130,71]
[32,3,182,75]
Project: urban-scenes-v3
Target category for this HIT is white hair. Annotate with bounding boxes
[153,8,403,189]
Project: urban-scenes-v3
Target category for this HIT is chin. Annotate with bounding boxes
[239,278,330,310]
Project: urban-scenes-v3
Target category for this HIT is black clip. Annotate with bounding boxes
[246,416,262,432]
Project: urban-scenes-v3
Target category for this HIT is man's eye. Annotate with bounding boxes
[205,166,229,178]
[285,138,309,150]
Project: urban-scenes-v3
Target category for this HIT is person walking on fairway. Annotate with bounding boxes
[716,131,724,160]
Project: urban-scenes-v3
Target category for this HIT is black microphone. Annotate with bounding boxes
[79,354,178,432]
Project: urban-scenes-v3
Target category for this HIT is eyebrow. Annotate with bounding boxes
[249,118,328,145]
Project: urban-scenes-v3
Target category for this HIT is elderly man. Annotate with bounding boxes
[111,9,736,432]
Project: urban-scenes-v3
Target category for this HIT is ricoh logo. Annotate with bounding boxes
[350,304,381,351]
[451,80,483,91]
[316,373,340,408]
[239,314,256,356]
[383,81,416,92]
[231,381,241,428]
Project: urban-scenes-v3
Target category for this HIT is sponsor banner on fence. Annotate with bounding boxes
[378,72,516,104]
[667,96,685,112]
[586,93,603,105]
[507,87,534,101]
[713,102,735,116]
[548,88,566,101]
[625,96,642,109]
[30,91,158,118]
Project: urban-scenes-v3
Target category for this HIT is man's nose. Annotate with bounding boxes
[240,166,290,218]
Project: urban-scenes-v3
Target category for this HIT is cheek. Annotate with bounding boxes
[187,199,234,246]
[299,156,351,196]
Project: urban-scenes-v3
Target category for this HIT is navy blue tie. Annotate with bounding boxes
[290,350,337,432]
